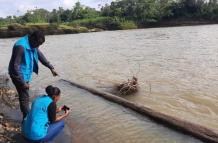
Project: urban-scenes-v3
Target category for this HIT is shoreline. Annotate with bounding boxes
[0,20,217,39]
[0,74,72,143]
[0,26,103,39]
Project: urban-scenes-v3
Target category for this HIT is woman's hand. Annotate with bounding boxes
[57,106,63,112]
[64,110,70,117]
[55,109,70,121]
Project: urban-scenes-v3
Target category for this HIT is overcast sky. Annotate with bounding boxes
[0,0,112,18]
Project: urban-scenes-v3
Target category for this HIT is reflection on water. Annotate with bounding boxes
[0,25,218,141]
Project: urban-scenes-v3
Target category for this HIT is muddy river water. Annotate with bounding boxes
[1,25,218,142]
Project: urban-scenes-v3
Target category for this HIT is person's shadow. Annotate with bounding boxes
[12,133,31,143]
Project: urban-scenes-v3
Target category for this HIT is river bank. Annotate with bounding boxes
[0,74,72,143]
[0,78,25,143]
[0,23,103,38]
[0,20,217,38]
[0,100,23,143]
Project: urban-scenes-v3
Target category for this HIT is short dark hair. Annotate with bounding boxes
[46,85,61,98]
[29,30,45,45]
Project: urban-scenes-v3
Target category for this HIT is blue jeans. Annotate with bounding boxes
[40,120,65,142]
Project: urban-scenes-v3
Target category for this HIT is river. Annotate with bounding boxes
[1,25,218,142]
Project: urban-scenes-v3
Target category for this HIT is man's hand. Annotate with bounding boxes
[23,83,30,89]
[51,69,58,77]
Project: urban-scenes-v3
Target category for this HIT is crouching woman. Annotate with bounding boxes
[22,85,70,142]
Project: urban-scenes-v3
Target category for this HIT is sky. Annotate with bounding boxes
[0,0,112,18]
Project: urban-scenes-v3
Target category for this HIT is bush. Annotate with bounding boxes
[59,24,74,30]
[0,22,7,29]
[26,23,47,31]
[69,17,137,30]
[57,24,88,33]
[102,17,122,30]
[69,17,109,29]
[48,23,59,29]
[120,20,137,30]
[7,23,25,31]
[77,27,89,33]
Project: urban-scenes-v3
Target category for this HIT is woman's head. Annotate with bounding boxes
[46,85,61,102]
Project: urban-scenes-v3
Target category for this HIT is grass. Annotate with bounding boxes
[68,17,110,29]
[120,20,138,30]
[0,19,137,38]
[25,23,49,26]
[2,17,138,32]
[68,17,138,30]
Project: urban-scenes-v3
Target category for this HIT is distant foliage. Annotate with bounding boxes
[1,0,218,30]
[69,17,137,30]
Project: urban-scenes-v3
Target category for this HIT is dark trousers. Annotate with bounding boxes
[10,77,30,119]
[41,120,64,142]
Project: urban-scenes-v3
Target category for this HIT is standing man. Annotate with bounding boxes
[8,30,58,119]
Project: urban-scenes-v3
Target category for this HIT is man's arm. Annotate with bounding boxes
[13,46,26,86]
[37,49,54,70]
[37,49,58,76]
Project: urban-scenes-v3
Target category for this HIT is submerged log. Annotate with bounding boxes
[60,79,218,143]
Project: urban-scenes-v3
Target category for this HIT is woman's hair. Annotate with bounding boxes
[45,85,61,98]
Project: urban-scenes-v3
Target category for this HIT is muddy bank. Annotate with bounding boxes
[0,74,72,143]
[0,100,72,143]
[0,23,103,38]
[0,20,217,38]
[0,77,25,143]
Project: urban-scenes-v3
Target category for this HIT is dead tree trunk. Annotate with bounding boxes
[60,79,218,143]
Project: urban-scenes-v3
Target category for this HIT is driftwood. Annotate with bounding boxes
[117,76,138,95]
[60,79,218,143]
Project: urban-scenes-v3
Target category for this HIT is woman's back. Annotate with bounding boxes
[22,95,53,140]
[21,85,69,142]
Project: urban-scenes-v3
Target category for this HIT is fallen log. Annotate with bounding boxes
[60,79,218,143]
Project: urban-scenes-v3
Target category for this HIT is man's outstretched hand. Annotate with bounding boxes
[51,69,58,77]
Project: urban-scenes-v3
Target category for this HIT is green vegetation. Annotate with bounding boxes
[1,0,218,34]
[69,17,137,30]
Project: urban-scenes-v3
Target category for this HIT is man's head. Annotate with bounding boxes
[28,30,45,48]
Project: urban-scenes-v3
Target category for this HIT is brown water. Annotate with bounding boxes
[1,25,218,142]
[56,81,201,143]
